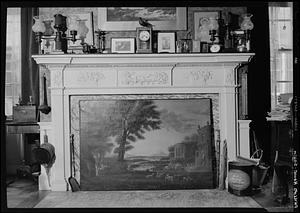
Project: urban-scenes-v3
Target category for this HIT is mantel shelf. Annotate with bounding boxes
[32,53,255,65]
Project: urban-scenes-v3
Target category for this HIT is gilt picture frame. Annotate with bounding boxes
[157,32,176,53]
[111,37,135,53]
[98,7,187,31]
[76,97,214,191]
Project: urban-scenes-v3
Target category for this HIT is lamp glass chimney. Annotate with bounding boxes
[208,17,219,31]
[68,15,79,31]
[32,16,46,33]
[77,19,89,40]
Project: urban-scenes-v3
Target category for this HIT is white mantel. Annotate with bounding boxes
[33,53,254,191]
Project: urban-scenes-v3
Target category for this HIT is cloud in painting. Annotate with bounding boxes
[156,99,211,133]
[159,109,199,133]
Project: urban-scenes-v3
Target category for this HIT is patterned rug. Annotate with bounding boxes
[34,189,262,208]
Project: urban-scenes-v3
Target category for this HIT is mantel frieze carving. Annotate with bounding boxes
[118,70,170,87]
[188,70,213,84]
[77,71,106,87]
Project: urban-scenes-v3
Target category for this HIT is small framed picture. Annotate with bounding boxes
[157,32,176,53]
[111,38,135,53]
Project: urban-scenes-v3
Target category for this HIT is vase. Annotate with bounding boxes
[240,13,254,31]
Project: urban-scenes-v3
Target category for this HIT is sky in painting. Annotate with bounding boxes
[126,99,211,156]
[107,7,177,21]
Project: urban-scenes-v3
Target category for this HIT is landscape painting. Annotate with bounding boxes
[107,7,177,21]
[98,7,187,31]
[79,98,214,190]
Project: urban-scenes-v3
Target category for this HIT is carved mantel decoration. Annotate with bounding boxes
[32,53,254,191]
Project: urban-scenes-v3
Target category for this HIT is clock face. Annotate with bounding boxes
[139,30,150,41]
[210,44,221,53]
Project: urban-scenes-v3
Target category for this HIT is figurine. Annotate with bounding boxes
[139,17,154,28]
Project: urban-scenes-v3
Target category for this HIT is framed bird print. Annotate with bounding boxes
[98,7,187,31]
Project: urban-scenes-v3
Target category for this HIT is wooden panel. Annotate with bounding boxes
[6,124,39,134]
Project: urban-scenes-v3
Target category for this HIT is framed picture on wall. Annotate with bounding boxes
[157,32,176,53]
[111,38,135,53]
[98,7,187,31]
[194,11,219,43]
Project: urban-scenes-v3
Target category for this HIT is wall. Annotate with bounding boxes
[39,7,246,49]
[38,6,246,122]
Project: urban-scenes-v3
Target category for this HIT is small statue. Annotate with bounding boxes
[139,17,154,28]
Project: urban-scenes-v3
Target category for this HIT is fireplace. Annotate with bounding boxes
[33,53,254,191]
[71,95,218,190]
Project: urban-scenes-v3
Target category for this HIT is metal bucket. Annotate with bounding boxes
[228,161,254,196]
[252,165,269,188]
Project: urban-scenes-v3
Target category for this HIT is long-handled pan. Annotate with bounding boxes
[68,134,80,192]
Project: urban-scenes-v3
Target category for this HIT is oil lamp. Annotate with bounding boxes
[208,17,219,43]
[68,15,79,43]
[240,13,254,51]
[32,16,46,44]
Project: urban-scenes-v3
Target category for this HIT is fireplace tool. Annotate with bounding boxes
[68,134,80,192]
[38,73,51,114]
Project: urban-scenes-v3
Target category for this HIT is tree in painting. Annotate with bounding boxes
[104,100,161,161]
[80,114,115,177]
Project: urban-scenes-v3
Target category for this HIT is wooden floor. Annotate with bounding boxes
[4,176,294,210]
[251,180,294,212]
[6,176,50,208]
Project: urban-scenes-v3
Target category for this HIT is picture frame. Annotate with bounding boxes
[98,7,187,31]
[67,12,94,51]
[157,32,176,53]
[111,37,135,53]
[193,11,219,43]
[76,97,214,190]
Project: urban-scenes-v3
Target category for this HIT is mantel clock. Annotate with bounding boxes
[136,27,152,53]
